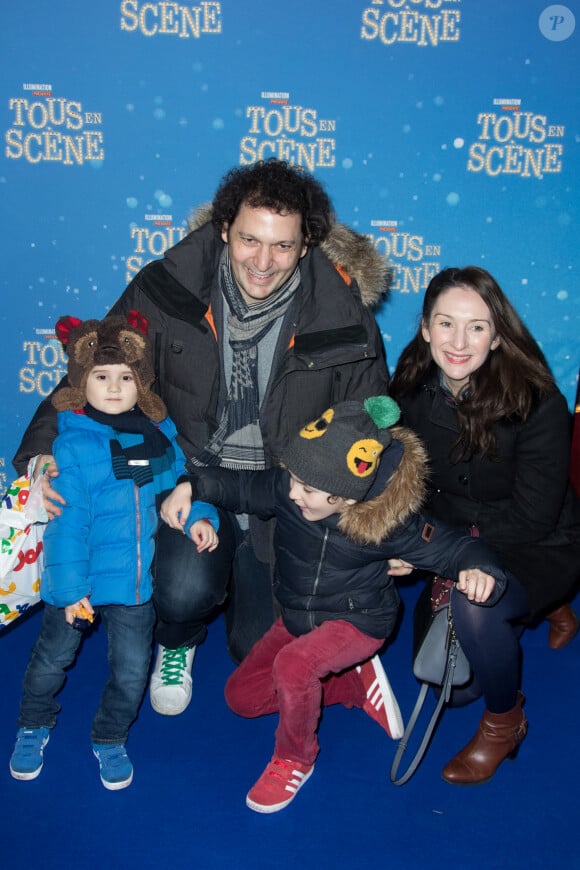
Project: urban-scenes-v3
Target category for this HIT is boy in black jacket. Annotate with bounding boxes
[161,396,518,813]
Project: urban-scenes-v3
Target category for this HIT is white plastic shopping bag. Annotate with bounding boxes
[0,461,47,629]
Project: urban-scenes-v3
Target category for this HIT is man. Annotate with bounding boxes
[14,159,391,717]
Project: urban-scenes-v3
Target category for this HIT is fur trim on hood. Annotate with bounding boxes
[187,204,391,309]
[338,426,429,546]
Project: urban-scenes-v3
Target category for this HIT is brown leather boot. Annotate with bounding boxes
[546,604,579,650]
[442,692,527,785]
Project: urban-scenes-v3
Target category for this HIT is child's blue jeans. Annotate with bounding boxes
[17,600,155,744]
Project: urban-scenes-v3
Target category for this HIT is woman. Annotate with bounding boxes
[391,265,580,785]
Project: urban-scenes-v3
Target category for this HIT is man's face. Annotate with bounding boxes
[221,204,308,305]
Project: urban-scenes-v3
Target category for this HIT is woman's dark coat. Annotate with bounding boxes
[398,373,580,621]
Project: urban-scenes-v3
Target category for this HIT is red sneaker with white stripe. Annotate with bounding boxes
[356,654,404,739]
[246,756,314,813]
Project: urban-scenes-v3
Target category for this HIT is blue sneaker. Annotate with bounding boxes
[92,743,133,790]
[10,727,51,780]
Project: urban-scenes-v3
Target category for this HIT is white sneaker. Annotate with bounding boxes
[149,645,196,715]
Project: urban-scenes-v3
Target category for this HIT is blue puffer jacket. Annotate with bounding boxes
[42,410,218,608]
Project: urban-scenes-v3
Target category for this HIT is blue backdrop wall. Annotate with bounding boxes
[2,0,579,493]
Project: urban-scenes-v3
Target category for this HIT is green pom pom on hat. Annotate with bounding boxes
[364,395,401,429]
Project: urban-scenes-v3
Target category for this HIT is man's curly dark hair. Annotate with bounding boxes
[211,159,334,246]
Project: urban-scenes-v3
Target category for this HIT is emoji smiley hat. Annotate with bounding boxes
[281,396,401,501]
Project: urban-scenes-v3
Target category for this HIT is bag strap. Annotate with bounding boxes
[390,634,461,786]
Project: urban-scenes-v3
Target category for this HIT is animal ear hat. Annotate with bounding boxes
[281,396,401,500]
[52,310,167,422]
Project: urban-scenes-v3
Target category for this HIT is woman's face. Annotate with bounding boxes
[421,285,500,396]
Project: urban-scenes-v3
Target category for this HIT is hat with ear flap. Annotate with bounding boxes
[281,395,401,501]
[52,310,167,422]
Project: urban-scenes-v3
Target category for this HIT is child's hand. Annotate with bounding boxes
[188,519,219,553]
[65,596,94,626]
[456,569,496,603]
[160,482,192,531]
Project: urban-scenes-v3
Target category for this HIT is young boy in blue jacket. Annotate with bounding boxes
[162,395,515,813]
[9,312,219,790]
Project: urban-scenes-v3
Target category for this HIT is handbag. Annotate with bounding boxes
[0,461,48,630]
[390,577,471,785]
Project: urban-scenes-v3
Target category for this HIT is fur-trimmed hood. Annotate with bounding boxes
[338,426,429,546]
[187,204,391,309]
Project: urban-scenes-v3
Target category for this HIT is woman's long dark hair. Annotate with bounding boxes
[391,266,556,458]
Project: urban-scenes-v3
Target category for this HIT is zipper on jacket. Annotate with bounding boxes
[307,529,329,629]
[134,484,142,604]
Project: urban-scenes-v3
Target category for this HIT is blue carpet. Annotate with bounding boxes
[2,583,579,869]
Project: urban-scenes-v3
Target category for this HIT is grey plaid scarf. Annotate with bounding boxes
[193,247,300,470]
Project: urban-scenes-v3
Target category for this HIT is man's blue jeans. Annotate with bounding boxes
[18,601,155,744]
[154,509,276,663]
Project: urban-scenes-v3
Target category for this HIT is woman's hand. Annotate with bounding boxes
[160,481,193,531]
[387,558,415,577]
[456,569,496,603]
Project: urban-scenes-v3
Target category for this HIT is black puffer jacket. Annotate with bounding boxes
[191,427,511,639]
[13,207,391,474]
[398,372,580,621]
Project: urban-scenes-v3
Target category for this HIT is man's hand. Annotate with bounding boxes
[34,455,65,519]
